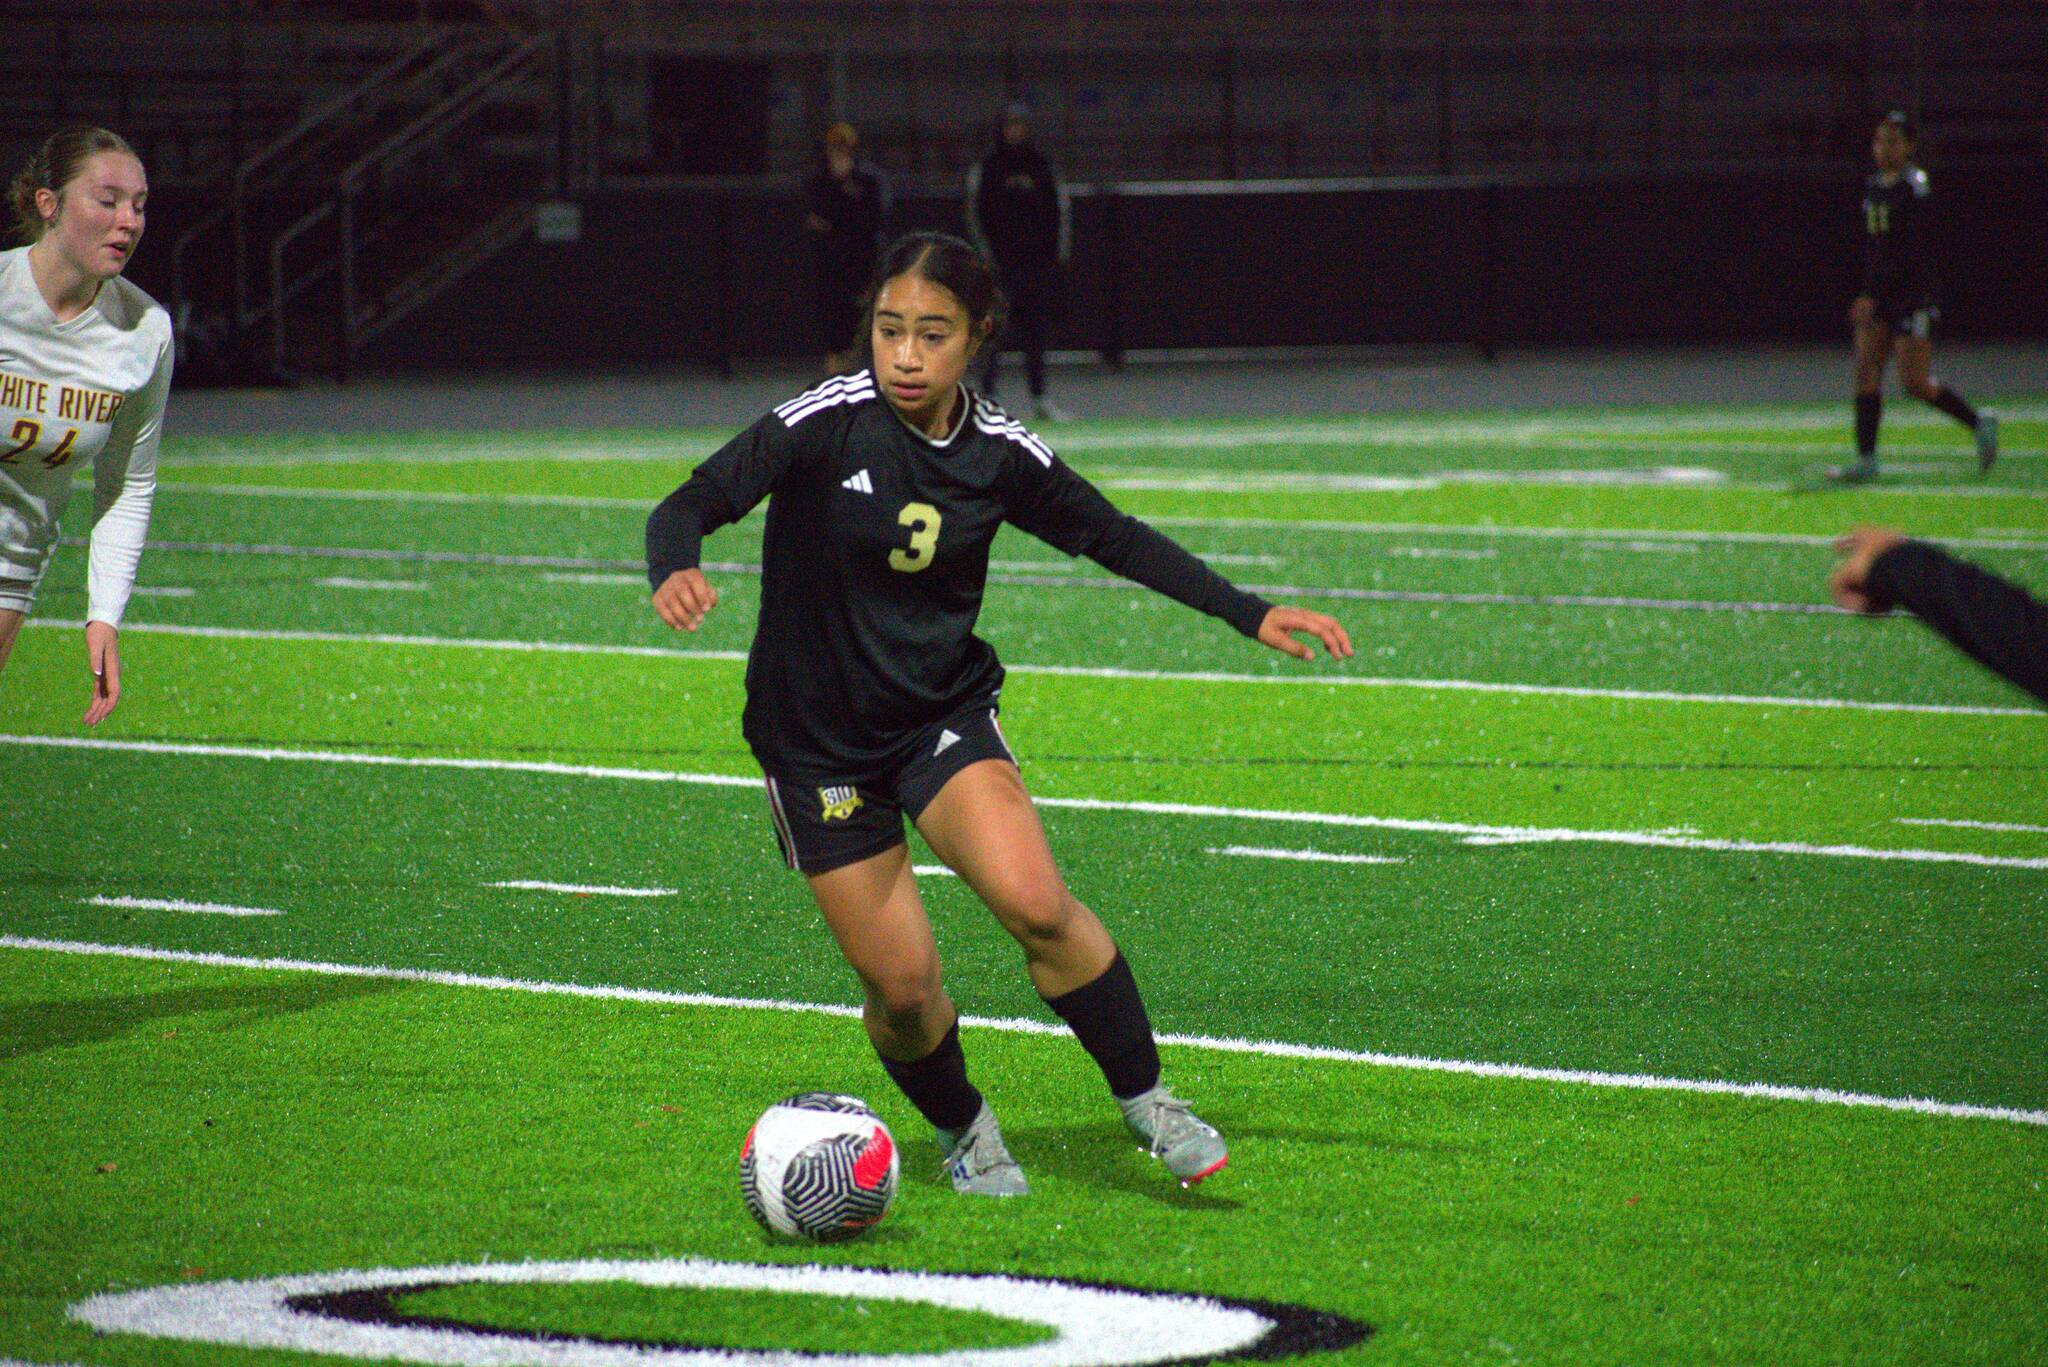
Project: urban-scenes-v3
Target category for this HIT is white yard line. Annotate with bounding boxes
[1580,539,1702,555]
[132,481,2048,552]
[1895,818,2048,835]
[912,864,959,878]
[488,880,677,898]
[3,934,2040,1128]
[540,572,646,586]
[7,734,2045,870]
[63,536,1862,614]
[1102,470,2042,499]
[153,400,2048,467]
[129,586,197,598]
[1385,546,1499,560]
[314,576,427,592]
[84,895,281,918]
[1207,845,1408,865]
[22,619,2041,717]
[1142,514,2048,553]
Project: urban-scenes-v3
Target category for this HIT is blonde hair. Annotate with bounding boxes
[8,126,139,245]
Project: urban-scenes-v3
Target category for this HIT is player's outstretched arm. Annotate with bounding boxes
[652,568,719,632]
[1256,606,1353,662]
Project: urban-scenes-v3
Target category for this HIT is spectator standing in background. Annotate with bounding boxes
[804,122,889,376]
[965,101,1072,422]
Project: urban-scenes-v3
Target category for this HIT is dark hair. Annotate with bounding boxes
[1879,109,1916,142]
[8,125,139,245]
[858,231,1006,363]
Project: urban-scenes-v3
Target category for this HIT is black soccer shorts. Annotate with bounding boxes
[761,701,1018,875]
[1875,295,1937,339]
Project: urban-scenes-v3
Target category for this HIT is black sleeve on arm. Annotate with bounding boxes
[1003,452,1273,638]
[646,412,819,589]
[1868,540,2048,704]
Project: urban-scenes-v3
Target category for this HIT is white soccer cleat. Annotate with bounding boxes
[1975,414,1999,474]
[1119,1084,1229,1186]
[936,1103,1030,1196]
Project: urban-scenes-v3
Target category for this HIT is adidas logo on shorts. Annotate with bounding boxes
[841,469,874,494]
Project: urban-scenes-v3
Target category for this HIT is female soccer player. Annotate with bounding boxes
[0,126,172,725]
[1831,111,1997,484]
[647,232,1350,1195]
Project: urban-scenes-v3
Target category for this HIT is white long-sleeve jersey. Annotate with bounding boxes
[0,244,173,627]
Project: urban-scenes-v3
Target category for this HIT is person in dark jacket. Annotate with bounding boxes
[1830,525,2046,704]
[803,122,889,375]
[964,102,1071,421]
[1830,111,1998,484]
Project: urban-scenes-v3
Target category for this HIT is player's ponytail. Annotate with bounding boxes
[859,231,1008,366]
[8,125,139,245]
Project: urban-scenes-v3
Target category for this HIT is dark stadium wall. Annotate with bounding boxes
[358,165,2046,372]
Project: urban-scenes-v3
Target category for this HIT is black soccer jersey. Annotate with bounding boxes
[1862,165,1936,307]
[647,373,1273,776]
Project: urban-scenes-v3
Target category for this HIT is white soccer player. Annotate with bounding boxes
[0,126,172,724]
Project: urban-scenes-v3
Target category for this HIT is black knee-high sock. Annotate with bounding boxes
[1043,951,1162,1100]
[878,1019,983,1133]
[1927,384,1980,431]
[1855,392,1882,458]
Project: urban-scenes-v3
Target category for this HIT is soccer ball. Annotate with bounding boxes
[739,1092,898,1242]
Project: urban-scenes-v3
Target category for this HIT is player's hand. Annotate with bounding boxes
[1849,295,1876,327]
[1256,606,1353,662]
[1828,524,1907,614]
[83,620,121,726]
[652,568,718,632]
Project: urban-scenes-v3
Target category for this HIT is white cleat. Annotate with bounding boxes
[937,1103,1029,1196]
[1119,1084,1229,1186]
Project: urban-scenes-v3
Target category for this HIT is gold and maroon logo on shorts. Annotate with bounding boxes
[818,785,863,821]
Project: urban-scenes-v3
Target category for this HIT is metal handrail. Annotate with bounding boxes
[335,35,548,195]
[170,29,456,318]
[266,34,551,378]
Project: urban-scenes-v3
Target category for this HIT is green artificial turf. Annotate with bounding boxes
[1,950,2043,1367]
[5,395,2045,1366]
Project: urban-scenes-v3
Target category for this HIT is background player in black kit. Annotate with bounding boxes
[1831,111,1998,484]
[647,232,1351,1196]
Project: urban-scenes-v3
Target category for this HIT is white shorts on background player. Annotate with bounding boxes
[0,243,173,623]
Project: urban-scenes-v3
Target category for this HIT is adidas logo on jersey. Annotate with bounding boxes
[841,469,874,494]
[818,785,864,821]
[934,729,961,756]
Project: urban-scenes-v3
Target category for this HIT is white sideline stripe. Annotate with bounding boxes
[912,864,959,878]
[1107,469,2043,500]
[488,880,677,898]
[156,480,655,510]
[152,400,2048,467]
[1143,514,2048,553]
[314,576,426,592]
[20,619,2043,717]
[144,482,2048,553]
[1896,818,2048,835]
[1582,539,1702,555]
[112,536,1867,615]
[541,571,646,585]
[9,734,2048,870]
[85,895,281,918]
[1208,845,1408,865]
[129,585,197,598]
[3,934,2041,1129]
[1100,465,1732,492]
[1386,546,1498,560]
